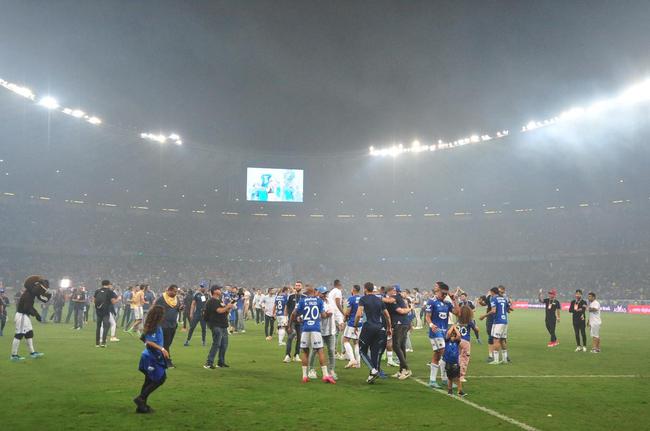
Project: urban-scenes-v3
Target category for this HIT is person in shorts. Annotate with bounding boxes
[587,292,601,353]
[443,325,465,397]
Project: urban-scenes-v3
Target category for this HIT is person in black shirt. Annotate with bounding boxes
[385,286,412,379]
[154,285,183,368]
[538,288,561,347]
[569,289,588,352]
[184,284,208,347]
[203,285,235,369]
[0,288,7,336]
[285,281,306,360]
[94,280,118,347]
[354,282,392,384]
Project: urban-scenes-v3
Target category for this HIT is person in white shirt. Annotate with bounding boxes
[262,288,276,340]
[327,279,345,359]
[587,292,601,353]
[253,289,263,324]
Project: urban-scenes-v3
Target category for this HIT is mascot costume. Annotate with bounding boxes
[11,275,51,361]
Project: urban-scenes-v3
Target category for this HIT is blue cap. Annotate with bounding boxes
[316,286,328,294]
[394,284,401,293]
[199,280,208,288]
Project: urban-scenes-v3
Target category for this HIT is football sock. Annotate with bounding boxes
[354,343,360,364]
[387,351,393,362]
[492,350,499,361]
[12,338,20,355]
[502,350,508,361]
[440,360,447,379]
[26,338,35,353]
[344,342,354,361]
[321,366,328,377]
[430,363,439,381]
[302,366,308,378]
[278,328,285,344]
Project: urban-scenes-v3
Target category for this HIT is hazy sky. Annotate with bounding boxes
[1,0,649,154]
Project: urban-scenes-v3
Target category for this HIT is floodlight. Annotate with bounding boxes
[59,278,71,288]
[38,96,60,110]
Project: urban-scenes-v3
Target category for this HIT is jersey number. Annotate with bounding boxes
[303,305,319,321]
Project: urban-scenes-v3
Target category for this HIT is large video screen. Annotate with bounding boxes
[246,167,304,202]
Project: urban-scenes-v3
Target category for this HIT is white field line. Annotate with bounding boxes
[466,374,639,378]
[412,377,540,431]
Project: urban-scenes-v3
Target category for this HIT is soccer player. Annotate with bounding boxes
[539,288,561,347]
[354,282,392,384]
[285,281,306,361]
[342,285,362,368]
[481,287,509,364]
[184,282,209,347]
[425,282,459,388]
[308,286,339,379]
[273,286,289,349]
[587,292,601,353]
[569,289,588,352]
[289,285,336,384]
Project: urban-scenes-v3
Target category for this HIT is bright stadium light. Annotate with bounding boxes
[86,116,102,125]
[38,96,60,110]
[0,79,36,100]
[59,278,71,288]
[71,109,85,118]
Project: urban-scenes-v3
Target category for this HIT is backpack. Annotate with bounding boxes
[95,288,109,312]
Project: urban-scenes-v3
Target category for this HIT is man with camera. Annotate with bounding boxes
[204,285,235,369]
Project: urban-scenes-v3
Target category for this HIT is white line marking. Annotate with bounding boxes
[412,377,540,431]
[466,375,639,379]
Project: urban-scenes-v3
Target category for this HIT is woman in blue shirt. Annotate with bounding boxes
[134,305,168,414]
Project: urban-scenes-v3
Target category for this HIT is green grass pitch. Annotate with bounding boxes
[1,309,648,430]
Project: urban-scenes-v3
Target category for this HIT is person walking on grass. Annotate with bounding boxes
[569,289,588,352]
[94,280,118,348]
[154,285,182,368]
[587,292,601,353]
[134,305,168,414]
[539,288,561,347]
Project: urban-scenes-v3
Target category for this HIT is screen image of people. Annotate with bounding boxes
[247,168,304,202]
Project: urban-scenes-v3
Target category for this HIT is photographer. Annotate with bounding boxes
[203,285,235,369]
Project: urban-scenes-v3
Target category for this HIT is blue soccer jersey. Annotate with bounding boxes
[425,298,453,338]
[274,294,288,317]
[490,296,509,324]
[458,321,476,342]
[346,295,361,327]
[296,296,325,332]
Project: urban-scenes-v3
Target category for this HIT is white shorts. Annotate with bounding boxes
[491,323,508,339]
[429,337,446,351]
[300,331,324,349]
[276,316,288,327]
[132,306,143,320]
[14,312,33,334]
[590,324,601,338]
[343,325,358,340]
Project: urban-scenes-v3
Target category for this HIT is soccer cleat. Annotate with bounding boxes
[378,370,387,379]
[330,371,338,381]
[582,346,587,352]
[301,376,310,384]
[405,348,414,353]
[203,363,216,370]
[307,369,318,379]
[30,352,44,358]
[183,341,190,347]
[398,370,412,380]
[345,360,358,369]
[322,375,336,384]
[547,342,553,347]
[265,336,272,341]
[96,345,101,348]
[429,381,441,389]
[459,377,467,383]
[100,344,107,348]
[367,372,379,384]
[294,355,301,362]
[10,354,26,362]
[575,346,582,352]
[283,355,291,363]
[392,371,403,378]
[488,360,500,365]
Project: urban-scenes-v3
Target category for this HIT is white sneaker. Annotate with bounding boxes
[459,376,467,382]
[294,355,301,362]
[307,369,318,379]
[405,348,414,353]
[336,353,345,361]
[398,370,412,380]
[392,371,403,378]
[283,355,291,363]
[582,346,587,352]
[278,342,286,346]
[488,360,500,365]
[110,337,120,342]
[387,360,399,367]
[575,347,582,352]
[345,360,358,369]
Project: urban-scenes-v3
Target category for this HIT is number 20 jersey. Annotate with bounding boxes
[296,296,326,332]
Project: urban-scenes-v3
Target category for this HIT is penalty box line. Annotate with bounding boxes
[411,377,541,431]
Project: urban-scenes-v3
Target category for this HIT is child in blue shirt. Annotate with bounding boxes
[134,305,168,414]
[443,325,466,397]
